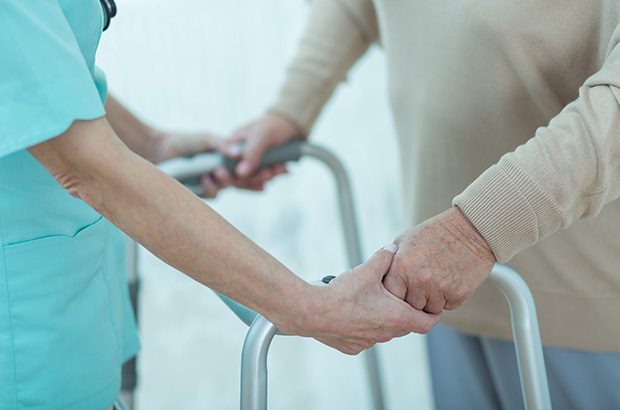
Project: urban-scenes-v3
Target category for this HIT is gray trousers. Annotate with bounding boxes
[428,324,620,410]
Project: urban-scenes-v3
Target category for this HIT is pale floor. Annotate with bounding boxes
[97,1,434,409]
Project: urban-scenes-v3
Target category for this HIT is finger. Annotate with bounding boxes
[198,133,225,152]
[223,142,243,159]
[406,294,428,311]
[354,244,398,280]
[212,167,234,187]
[401,307,441,334]
[383,269,407,300]
[230,121,255,140]
[235,166,280,187]
[342,342,372,356]
[236,132,270,178]
[231,178,265,191]
[424,290,447,314]
[235,180,265,192]
[318,338,361,356]
[273,164,287,175]
[255,167,276,182]
[200,175,219,198]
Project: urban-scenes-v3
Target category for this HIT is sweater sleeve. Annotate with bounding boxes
[268,0,379,135]
[453,23,620,263]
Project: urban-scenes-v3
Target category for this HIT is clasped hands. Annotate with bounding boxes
[153,116,497,355]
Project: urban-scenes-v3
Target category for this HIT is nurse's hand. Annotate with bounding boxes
[275,245,440,355]
[153,131,225,164]
[203,113,299,195]
[152,131,233,198]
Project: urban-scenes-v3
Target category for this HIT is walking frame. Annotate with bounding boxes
[127,141,552,410]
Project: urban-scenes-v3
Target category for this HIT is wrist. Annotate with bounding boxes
[147,130,175,163]
[265,110,306,139]
[446,206,496,263]
[267,280,326,336]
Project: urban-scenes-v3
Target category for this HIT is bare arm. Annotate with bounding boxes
[104,94,223,169]
[104,94,164,163]
[28,118,437,354]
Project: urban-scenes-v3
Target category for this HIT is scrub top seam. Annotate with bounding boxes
[0,224,19,408]
[5,216,104,247]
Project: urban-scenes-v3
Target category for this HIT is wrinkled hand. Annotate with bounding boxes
[279,245,440,355]
[383,207,496,314]
[202,113,300,196]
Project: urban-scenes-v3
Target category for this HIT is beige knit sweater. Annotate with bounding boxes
[270,0,620,351]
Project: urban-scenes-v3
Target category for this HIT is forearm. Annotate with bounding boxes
[269,0,378,135]
[28,118,311,328]
[454,27,620,262]
[105,94,164,162]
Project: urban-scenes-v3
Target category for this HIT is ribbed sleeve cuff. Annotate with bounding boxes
[453,158,563,263]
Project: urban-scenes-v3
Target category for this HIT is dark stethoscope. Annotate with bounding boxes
[100,0,117,31]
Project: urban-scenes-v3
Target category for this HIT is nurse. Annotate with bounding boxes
[0,2,438,409]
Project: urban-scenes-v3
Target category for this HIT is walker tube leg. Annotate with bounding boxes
[121,239,140,409]
[488,264,552,410]
[302,144,386,410]
[240,316,279,410]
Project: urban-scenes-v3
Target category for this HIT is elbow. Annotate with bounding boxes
[50,164,94,201]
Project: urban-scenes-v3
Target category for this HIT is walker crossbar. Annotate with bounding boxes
[240,265,552,410]
[159,143,552,410]
[159,141,386,410]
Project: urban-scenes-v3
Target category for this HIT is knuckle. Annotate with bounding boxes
[414,318,434,334]
[376,334,393,344]
[349,347,362,356]
[451,289,469,307]
[417,322,432,334]
[339,346,355,356]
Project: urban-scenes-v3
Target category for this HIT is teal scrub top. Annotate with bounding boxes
[0,1,139,409]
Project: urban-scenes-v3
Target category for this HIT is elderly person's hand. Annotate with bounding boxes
[383,207,497,315]
[286,244,440,355]
[201,113,299,195]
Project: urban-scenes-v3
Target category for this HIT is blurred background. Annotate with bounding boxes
[97,1,434,409]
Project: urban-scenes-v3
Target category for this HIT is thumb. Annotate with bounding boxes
[355,244,398,280]
[236,132,269,177]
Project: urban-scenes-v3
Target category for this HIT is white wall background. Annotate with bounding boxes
[97,1,433,409]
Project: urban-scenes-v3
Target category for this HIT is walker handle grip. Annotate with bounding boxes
[222,139,304,172]
[166,139,304,192]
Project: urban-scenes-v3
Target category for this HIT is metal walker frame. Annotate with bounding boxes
[125,141,553,410]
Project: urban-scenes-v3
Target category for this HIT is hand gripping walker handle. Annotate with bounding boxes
[222,139,303,173]
[157,140,304,193]
[240,268,553,410]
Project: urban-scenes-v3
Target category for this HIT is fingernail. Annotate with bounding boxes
[383,243,398,253]
[237,161,250,176]
[226,144,242,156]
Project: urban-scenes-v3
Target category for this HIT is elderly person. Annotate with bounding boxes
[209,0,620,407]
[0,2,440,409]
